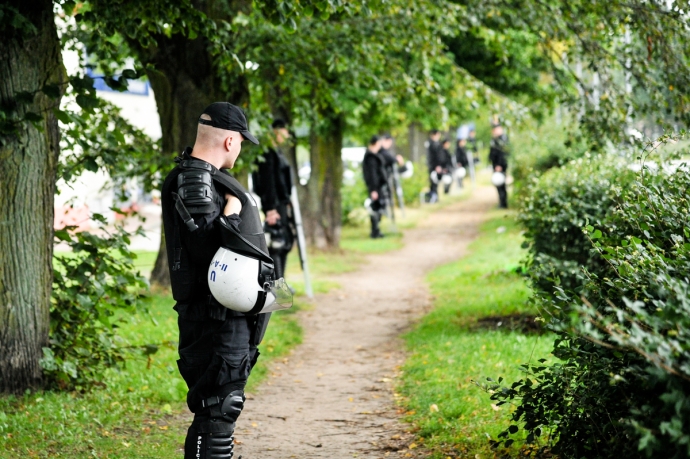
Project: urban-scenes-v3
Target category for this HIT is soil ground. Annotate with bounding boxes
[236,186,498,458]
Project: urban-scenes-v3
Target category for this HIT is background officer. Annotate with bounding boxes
[455,137,470,188]
[379,134,406,213]
[362,135,387,238]
[252,119,294,279]
[161,102,265,459]
[488,118,510,208]
[426,129,444,203]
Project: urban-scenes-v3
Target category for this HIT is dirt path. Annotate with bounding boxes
[236,186,497,458]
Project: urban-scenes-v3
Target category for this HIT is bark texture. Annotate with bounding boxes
[0,0,66,393]
[144,0,250,288]
[302,114,344,249]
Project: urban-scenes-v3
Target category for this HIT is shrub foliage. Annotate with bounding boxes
[486,152,690,458]
[43,216,148,391]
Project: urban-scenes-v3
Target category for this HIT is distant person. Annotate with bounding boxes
[362,135,387,238]
[488,118,509,208]
[379,134,406,178]
[379,134,407,209]
[440,138,454,194]
[252,119,295,279]
[426,129,444,203]
[455,138,470,188]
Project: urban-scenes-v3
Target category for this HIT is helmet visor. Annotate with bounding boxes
[261,277,293,313]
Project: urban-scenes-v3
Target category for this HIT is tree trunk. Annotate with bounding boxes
[0,0,66,393]
[302,114,344,249]
[408,122,426,163]
[144,3,250,289]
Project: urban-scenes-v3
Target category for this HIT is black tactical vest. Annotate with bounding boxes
[161,151,269,306]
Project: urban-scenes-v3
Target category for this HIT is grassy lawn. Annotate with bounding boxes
[398,211,554,458]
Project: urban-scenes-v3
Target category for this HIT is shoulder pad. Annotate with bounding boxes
[177,169,216,214]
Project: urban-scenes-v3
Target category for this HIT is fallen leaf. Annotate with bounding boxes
[430,404,439,413]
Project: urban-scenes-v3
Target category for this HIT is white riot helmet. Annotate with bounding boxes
[442,173,453,185]
[429,170,439,184]
[491,171,507,187]
[401,161,414,179]
[363,198,378,217]
[455,167,467,179]
[208,219,292,314]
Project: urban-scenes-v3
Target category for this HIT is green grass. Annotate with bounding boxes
[398,212,554,458]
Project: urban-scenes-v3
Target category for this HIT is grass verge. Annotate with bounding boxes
[398,211,553,458]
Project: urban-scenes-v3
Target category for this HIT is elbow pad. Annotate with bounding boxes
[177,169,216,214]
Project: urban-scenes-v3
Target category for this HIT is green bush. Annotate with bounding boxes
[489,154,690,458]
[519,155,637,301]
[341,171,369,226]
[510,117,587,188]
[45,216,149,391]
[401,160,430,206]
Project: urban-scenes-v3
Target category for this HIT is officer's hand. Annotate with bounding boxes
[494,166,503,172]
[224,194,242,216]
[371,190,379,200]
[266,209,281,225]
[435,166,442,174]
[396,154,404,166]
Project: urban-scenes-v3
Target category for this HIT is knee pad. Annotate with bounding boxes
[217,390,245,423]
[185,419,236,459]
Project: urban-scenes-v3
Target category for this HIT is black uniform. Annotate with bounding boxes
[362,149,387,238]
[489,135,509,208]
[252,147,294,279]
[455,143,470,169]
[439,144,454,194]
[427,139,444,199]
[162,148,270,459]
[455,143,469,188]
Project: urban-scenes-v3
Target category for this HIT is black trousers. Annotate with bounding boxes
[369,197,385,237]
[429,177,439,197]
[177,313,258,413]
[496,184,508,208]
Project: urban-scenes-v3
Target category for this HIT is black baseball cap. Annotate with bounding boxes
[198,102,259,145]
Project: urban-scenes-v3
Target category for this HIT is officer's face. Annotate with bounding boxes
[382,138,393,149]
[274,128,290,145]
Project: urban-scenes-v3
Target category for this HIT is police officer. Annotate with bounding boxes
[161,102,266,459]
[455,137,470,188]
[379,134,406,209]
[488,118,509,208]
[439,138,454,194]
[252,119,294,279]
[427,129,444,203]
[362,135,387,238]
